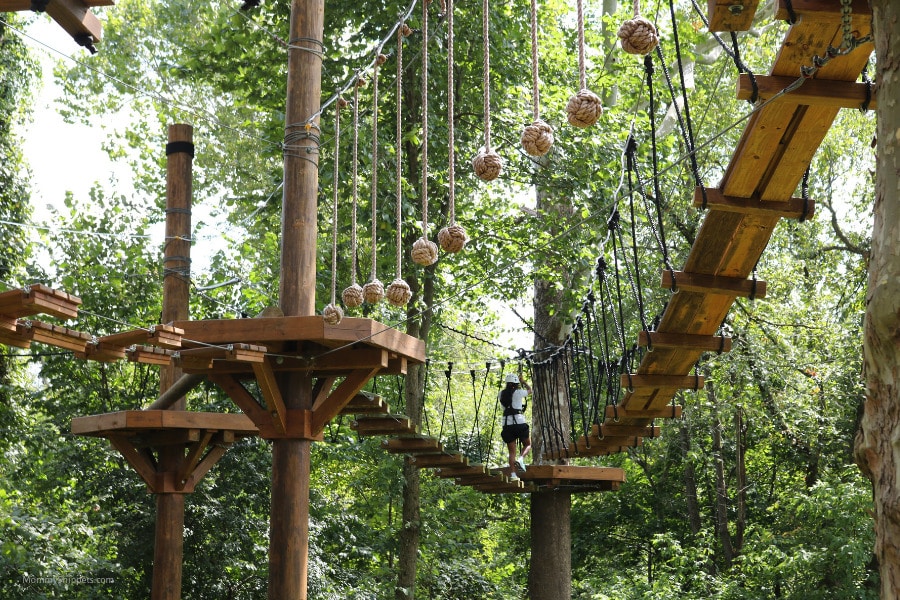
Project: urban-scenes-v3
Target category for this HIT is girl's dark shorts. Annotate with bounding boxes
[502,423,530,444]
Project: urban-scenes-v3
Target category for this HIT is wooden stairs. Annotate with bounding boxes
[344,392,626,494]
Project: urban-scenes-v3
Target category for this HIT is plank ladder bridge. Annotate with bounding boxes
[546,0,874,461]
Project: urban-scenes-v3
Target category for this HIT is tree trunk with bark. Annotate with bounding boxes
[854,1,900,595]
[529,187,576,600]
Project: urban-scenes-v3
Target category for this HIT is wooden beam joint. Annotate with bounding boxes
[694,186,815,220]
[661,270,767,299]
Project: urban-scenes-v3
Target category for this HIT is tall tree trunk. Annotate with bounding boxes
[735,406,746,553]
[680,423,702,536]
[395,267,433,600]
[530,186,576,600]
[529,490,571,599]
[395,71,432,599]
[855,1,900,594]
[708,379,734,569]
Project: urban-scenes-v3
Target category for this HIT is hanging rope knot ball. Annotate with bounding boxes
[617,16,659,55]
[363,279,385,304]
[400,23,412,37]
[356,76,367,88]
[386,278,412,306]
[437,224,468,253]
[411,237,438,266]
[566,88,603,127]
[472,148,503,182]
[322,303,343,325]
[342,283,364,308]
[520,119,554,156]
[375,53,388,66]
[337,97,348,109]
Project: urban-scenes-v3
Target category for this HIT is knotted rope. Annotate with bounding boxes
[363,54,387,304]
[472,0,503,181]
[387,24,413,307]
[342,75,365,308]
[438,0,468,254]
[324,99,346,324]
[618,0,659,56]
[520,0,553,156]
[412,0,439,266]
[566,0,602,127]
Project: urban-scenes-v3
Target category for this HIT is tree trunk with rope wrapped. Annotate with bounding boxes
[855,0,900,594]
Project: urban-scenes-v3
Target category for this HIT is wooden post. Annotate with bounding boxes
[269,0,324,596]
[151,123,193,600]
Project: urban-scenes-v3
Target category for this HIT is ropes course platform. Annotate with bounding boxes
[543,0,874,461]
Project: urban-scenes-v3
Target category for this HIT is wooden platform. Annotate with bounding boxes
[0,288,425,442]
[71,410,257,493]
[547,0,874,460]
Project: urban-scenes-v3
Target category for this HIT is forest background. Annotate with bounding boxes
[0,0,879,598]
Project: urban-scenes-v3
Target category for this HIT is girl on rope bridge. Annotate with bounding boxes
[500,372,532,481]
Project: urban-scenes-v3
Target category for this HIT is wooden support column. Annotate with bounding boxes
[270,0,324,596]
[152,123,193,600]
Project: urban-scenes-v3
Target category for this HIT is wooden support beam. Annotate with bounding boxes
[312,376,337,408]
[638,330,733,353]
[311,367,382,434]
[694,187,816,220]
[209,374,271,427]
[0,284,80,320]
[737,74,876,110]
[620,374,705,390]
[707,0,759,31]
[774,0,871,23]
[520,465,627,483]
[130,429,201,448]
[252,359,287,435]
[661,270,767,299]
[0,0,107,47]
[605,404,683,420]
[109,435,158,488]
[175,430,214,491]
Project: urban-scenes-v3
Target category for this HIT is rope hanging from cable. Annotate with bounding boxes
[411,0,439,267]
[520,0,553,157]
[387,24,414,307]
[342,75,365,309]
[323,99,346,324]
[437,0,468,254]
